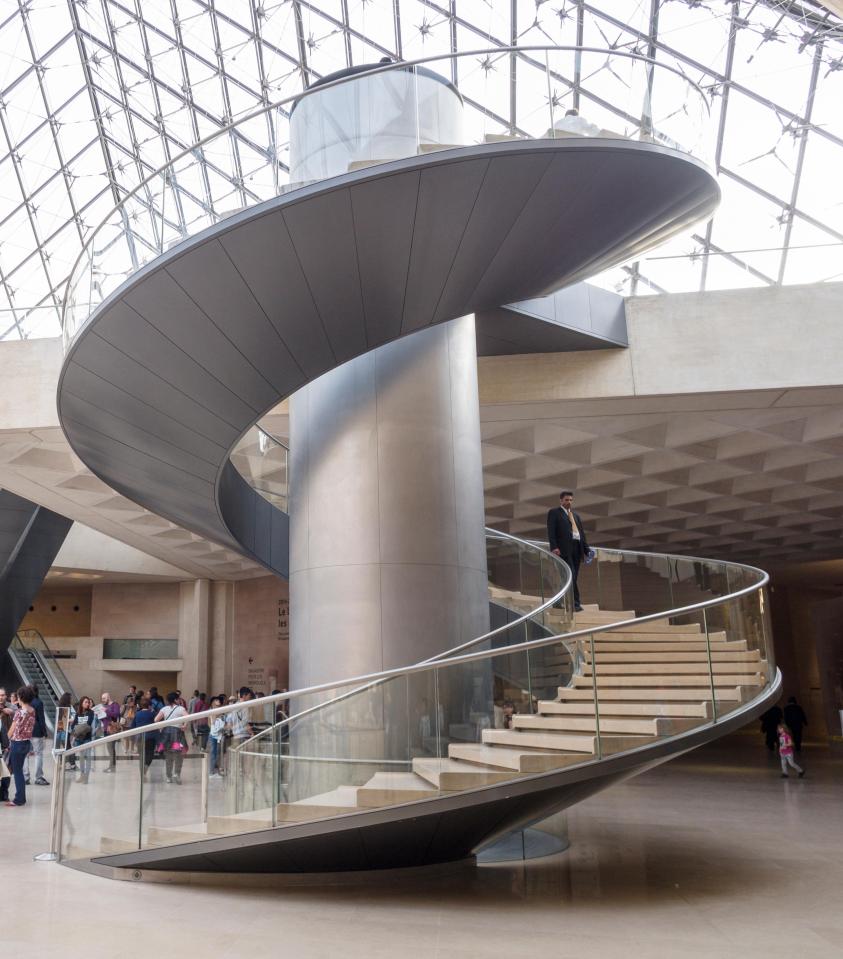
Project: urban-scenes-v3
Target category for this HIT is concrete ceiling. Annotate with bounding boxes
[480,384,843,569]
[0,427,263,581]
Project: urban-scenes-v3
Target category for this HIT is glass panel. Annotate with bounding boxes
[102,638,179,660]
[230,426,289,511]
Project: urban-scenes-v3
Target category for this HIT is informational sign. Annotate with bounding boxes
[53,705,70,751]
[277,598,289,642]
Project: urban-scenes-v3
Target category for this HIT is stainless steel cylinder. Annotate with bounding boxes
[289,314,489,687]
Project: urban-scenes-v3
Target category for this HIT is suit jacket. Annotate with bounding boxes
[547,506,589,558]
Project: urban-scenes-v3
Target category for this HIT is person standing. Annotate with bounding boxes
[760,704,783,751]
[226,687,255,747]
[154,692,189,784]
[132,697,156,775]
[192,692,209,750]
[3,686,36,807]
[27,684,49,786]
[783,696,808,753]
[98,693,121,772]
[547,489,590,612]
[0,688,13,800]
[208,697,225,776]
[71,696,97,784]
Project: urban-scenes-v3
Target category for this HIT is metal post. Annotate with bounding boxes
[595,550,603,611]
[34,751,64,861]
[525,646,535,714]
[590,634,602,760]
[703,607,717,722]
[271,718,279,827]
[137,733,145,850]
[201,749,209,824]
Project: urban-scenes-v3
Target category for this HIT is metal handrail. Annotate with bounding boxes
[57,549,767,759]
[60,43,711,340]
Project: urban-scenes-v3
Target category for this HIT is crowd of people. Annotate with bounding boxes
[0,682,288,806]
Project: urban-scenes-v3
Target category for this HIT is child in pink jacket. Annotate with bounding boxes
[777,722,805,779]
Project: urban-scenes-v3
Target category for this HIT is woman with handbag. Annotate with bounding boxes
[71,696,96,783]
[3,686,36,806]
[154,692,189,784]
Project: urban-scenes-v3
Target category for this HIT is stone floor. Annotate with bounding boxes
[2,733,841,958]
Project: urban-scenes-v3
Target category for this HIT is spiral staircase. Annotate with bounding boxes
[50,50,780,878]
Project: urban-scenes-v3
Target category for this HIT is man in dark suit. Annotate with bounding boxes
[547,489,590,612]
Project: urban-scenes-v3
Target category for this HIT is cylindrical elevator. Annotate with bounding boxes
[287,65,489,690]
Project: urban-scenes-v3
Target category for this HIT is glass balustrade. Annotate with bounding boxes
[62,45,711,347]
[52,548,773,866]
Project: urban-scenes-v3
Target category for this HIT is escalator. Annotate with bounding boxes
[7,630,75,732]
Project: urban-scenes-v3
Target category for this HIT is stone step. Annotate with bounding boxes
[412,757,516,789]
[538,699,712,718]
[572,609,637,621]
[575,620,703,634]
[511,713,698,736]
[581,661,765,675]
[147,822,211,846]
[557,685,745,702]
[481,728,646,754]
[572,673,766,688]
[579,628,723,641]
[293,785,361,808]
[448,743,585,773]
[356,771,442,807]
[590,640,745,653]
[586,650,761,664]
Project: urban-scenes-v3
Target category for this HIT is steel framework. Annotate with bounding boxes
[0,0,840,339]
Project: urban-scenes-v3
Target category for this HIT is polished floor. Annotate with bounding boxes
[2,734,841,958]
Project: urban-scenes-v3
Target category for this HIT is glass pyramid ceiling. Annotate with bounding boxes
[0,0,841,340]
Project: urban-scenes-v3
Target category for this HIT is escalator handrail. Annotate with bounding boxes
[56,549,769,759]
[12,629,76,702]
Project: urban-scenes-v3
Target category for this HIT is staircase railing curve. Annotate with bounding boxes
[231,525,574,759]
[48,546,778,870]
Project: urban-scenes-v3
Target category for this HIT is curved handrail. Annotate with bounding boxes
[56,549,768,759]
[60,43,711,344]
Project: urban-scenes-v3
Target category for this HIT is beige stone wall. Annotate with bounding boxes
[232,575,290,693]
[22,576,285,701]
[90,582,180,639]
[22,581,183,700]
[769,583,831,736]
[48,634,179,702]
[20,586,92,636]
